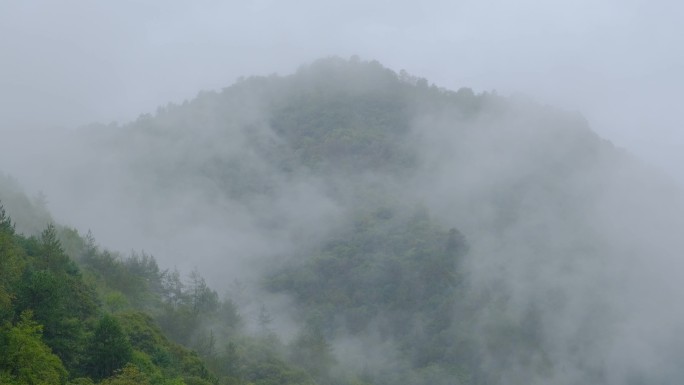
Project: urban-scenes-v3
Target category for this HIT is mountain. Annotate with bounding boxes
[2,56,684,384]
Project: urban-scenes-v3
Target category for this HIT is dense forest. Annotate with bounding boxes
[3,57,684,384]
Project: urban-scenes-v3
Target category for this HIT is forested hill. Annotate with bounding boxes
[3,57,684,384]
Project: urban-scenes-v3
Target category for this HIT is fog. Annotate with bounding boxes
[409,98,684,383]
[2,0,683,180]
[2,2,684,384]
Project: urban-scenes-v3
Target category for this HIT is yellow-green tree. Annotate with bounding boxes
[0,311,68,385]
[0,203,22,323]
[98,364,150,385]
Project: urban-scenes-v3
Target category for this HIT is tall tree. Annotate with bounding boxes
[39,223,72,273]
[0,202,21,322]
[85,314,133,381]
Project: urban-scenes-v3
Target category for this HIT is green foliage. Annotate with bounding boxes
[85,314,133,380]
[13,243,99,372]
[116,312,215,384]
[98,364,150,385]
[39,224,68,270]
[269,207,467,334]
[200,335,317,385]
[0,310,68,385]
[0,203,23,323]
[104,291,130,313]
[0,206,224,385]
[15,269,86,370]
[78,248,164,310]
[267,206,473,383]
[67,378,95,385]
[269,83,415,173]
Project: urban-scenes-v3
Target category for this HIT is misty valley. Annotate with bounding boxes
[2,57,684,385]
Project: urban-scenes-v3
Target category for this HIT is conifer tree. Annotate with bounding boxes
[86,314,133,380]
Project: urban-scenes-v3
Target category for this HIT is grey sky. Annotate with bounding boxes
[2,0,683,180]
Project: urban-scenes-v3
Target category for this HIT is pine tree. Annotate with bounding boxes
[86,314,132,380]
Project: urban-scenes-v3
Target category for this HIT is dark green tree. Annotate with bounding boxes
[86,314,133,380]
[40,224,65,269]
[15,269,87,370]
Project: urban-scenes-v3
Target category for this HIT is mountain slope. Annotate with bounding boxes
[3,57,684,384]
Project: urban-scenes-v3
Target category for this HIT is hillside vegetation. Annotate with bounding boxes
[3,57,684,384]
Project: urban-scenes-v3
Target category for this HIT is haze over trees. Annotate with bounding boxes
[2,57,684,384]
